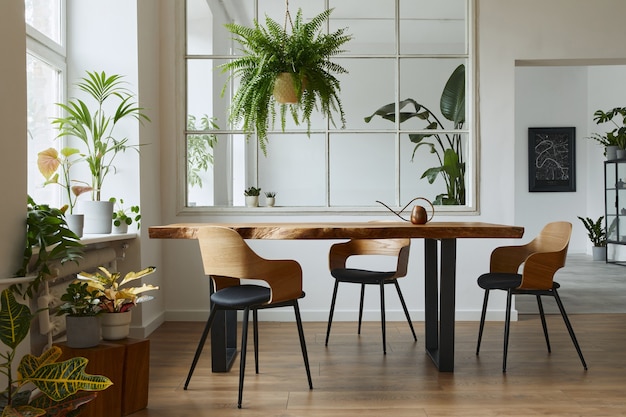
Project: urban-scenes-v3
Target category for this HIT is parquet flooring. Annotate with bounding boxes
[129,314,626,416]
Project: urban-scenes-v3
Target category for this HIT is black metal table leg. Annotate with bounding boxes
[209,279,238,372]
[424,238,457,372]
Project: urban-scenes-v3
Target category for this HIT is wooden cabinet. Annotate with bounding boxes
[56,338,150,417]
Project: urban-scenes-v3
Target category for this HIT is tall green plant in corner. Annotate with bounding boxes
[364,64,466,205]
[52,71,151,201]
[220,7,352,155]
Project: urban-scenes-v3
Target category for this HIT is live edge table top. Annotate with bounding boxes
[148,221,524,241]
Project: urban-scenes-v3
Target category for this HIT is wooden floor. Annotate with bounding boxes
[129,314,626,416]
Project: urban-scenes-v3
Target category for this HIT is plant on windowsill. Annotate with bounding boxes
[220,6,352,155]
[110,197,141,233]
[364,64,466,205]
[265,191,277,207]
[13,196,84,299]
[244,186,261,207]
[0,288,112,416]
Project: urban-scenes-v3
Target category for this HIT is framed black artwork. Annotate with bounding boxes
[528,127,576,192]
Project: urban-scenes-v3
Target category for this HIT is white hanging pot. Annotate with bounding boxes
[100,311,132,340]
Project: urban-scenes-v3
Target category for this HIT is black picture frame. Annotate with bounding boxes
[528,127,576,192]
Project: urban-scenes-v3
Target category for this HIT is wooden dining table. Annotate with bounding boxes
[149,221,524,372]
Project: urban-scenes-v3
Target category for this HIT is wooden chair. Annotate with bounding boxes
[325,238,417,354]
[475,221,587,372]
[183,226,313,408]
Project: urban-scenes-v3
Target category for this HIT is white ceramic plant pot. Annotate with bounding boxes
[65,315,101,348]
[266,197,275,207]
[64,214,84,238]
[245,195,259,207]
[77,200,114,234]
[100,311,132,340]
[112,222,129,234]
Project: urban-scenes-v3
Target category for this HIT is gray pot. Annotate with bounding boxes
[592,246,607,261]
[607,145,619,160]
[65,315,101,348]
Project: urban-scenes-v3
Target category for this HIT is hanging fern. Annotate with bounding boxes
[220,7,352,155]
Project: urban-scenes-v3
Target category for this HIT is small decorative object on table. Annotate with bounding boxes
[244,186,261,207]
[78,266,158,340]
[376,197,435,225]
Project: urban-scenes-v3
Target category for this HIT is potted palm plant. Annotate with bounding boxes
[364,64,466,205]
[77,266,158,340]
[52,70,150,233]
[220,7,352,155]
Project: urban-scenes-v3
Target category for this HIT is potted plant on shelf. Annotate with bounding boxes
[77,266,158,340]
[56,281,103,348]
[110,197,141,234]
[364,64,466,206]
[244,186,261,207]
[588,107,626,160]
[52,70,150,233]
[265,191,277,207]
[0,288,112,415]
[37,146,93,237]
[13,196,84,299]
[220,7,352,155]
[577,215,607,261]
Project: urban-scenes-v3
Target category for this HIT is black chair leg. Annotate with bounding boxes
[253,308,259,373]
[293,300,313,389]
[379,280,386,355]
[184,306,218,389]
[535,295,551,353]
[358,283,366,335]
[325,281,339,346]
[238,307,250,409]
[394,280,417,341]
[502,289,513,373]
[553,288,588,370]
[476,289,490,355]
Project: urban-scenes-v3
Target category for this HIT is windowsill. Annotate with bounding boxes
[80,232,138,246]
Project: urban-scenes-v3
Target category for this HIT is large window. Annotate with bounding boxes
[25,0,66,206]
[184,0,474,212]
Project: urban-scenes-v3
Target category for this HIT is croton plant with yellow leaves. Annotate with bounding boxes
[77,266,158,313]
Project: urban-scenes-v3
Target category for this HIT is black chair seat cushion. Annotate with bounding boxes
[211,285,271,308]
[331,268,396,284]
[477,273,522,290]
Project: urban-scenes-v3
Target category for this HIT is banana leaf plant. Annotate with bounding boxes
[0,289,112,416]
[364,64,466,205]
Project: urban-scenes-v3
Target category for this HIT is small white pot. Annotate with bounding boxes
[266,197,275,207]
[65,214,84,238]
[100,311,132,340]
[112,222,129,234]
[245,195,259,207]
[77,200,114,234]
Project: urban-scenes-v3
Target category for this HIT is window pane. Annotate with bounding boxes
[329,133,397,206]
[27,53,62,205]
[25,0,62,44]
[399,0,467,55]
[258,134,327,207]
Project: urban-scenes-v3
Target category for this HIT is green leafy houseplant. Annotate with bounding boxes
[364,64,466,205]
[577,216,607,247]
[264,191,276,198]
[110,198,141,229]
[187,114,219,188]
[14,196,84,299]
[244,186,261,197]
[52,71,151,201]
[56,281,102,317]
[78,266,158,313]
[588,107,626,152]
[37,147,93,214]
[220,8,352,155]
[0,289,112,416]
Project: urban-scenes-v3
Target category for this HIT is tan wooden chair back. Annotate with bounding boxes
[196,226,303,304]
[490,221,572,290]
[329,238,411,279]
